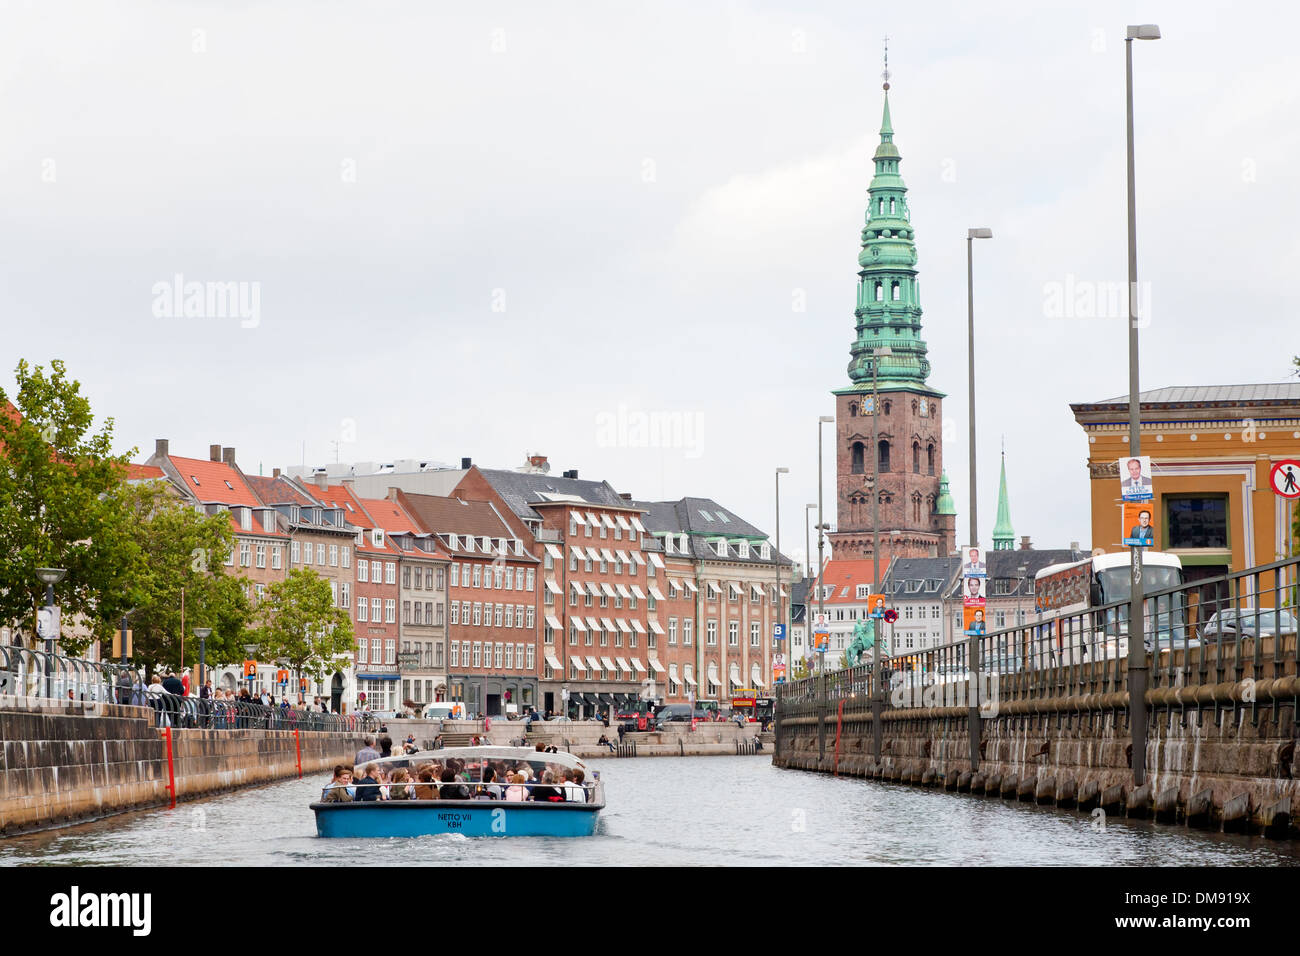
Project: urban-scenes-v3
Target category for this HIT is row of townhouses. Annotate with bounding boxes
[131,445,795,716]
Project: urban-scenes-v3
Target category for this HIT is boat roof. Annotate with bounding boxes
[358,745,590,773]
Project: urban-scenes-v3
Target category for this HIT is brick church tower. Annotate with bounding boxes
[828,82,957,569]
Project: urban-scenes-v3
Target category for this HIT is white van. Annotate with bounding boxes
[423,703,458,720]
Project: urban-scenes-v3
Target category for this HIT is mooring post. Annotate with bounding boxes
[967,632,981,772]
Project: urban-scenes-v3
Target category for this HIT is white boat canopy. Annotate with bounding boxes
[355,745,590,774]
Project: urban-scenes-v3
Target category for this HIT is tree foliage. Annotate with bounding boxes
[120,481,252,672]
[250,568,354,684]
[0,360,137,653]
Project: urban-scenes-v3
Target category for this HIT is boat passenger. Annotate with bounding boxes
[389,768,414,800]
[478,765,502,800]
[563,769,587,803]
[355,764,381,802]
[322,765,355,802]
[413,767,439,800]
[504,773,527,802]
[439,768,471,800]
[530,771,563,803]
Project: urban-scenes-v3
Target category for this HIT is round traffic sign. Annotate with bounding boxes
[1270,460,1300,499]
[883,608,899,623]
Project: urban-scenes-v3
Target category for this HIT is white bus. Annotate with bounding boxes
[1031,551,1187,663]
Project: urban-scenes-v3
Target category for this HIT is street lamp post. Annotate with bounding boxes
[1126,22,1160,789]
[35,568,66,699]
[816,416,834,673]
[870,348,892,766]
[804,503,816,672]
[774,466,789,676]
[966,228,993,549]
[194,628,212,691]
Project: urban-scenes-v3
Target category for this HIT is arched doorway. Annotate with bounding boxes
[330,672,344,714]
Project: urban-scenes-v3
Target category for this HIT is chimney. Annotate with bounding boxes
[461,457,472,469]
[1019,536,1032,550]
[222,447,236,466]
[154,438,170,460]
[1069,540,1080,552]
[619,492,632,501]
[562,469,579,479]
[272,467,281,479]
[314,472,329,489]
[209,444,222,462]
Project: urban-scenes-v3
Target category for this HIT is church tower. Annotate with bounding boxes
[829,72,953,569]
[992,450,1016,550]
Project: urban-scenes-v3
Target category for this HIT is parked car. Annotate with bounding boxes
[654,703,693,728]
[1201,608,1298,642]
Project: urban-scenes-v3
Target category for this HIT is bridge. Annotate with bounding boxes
[774,554,1300,838]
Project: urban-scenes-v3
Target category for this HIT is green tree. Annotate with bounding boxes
[121,481,253,673]
[0,360,137,653]
[790,656,810,680]
[250,568,353,688]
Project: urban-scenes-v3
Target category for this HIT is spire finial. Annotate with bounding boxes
[882,35,891,91]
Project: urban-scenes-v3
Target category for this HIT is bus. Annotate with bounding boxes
[1031,550,1188,664]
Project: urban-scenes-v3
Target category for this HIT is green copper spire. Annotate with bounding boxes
[845,77,931,389]
[935,471,957,516]
[992,450,1015,550]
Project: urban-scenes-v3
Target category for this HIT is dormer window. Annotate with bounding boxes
[714,539,727,558]
[738,540,749,558]
[480,536,491,552]
[760,542,771,560]
[464,536,475,552]
[447,533,458,551]
[371,528,384,548]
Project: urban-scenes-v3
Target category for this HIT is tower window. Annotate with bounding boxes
[889,198,896,215]
[879,199,885,215]
[851,442,865,475]
[912,442,921,474]
[875,282,883,302]
[891,281,901,301]
[927,443,935,476]
[878,440,890,473]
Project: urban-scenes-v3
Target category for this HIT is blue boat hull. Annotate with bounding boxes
[312,800,601,838]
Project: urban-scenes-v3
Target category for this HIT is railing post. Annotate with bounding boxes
[968,632,981,772]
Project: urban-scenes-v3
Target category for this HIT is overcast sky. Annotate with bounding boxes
[2,0,1295,574]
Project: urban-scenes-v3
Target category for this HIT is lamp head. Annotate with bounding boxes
[818,415,834,424]
[967,227,993,239]
[194,628,213,639]
[1127,24,1160,39]
[776,467,790,475]
[35,567,67,586]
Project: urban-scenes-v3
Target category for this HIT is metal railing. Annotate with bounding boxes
[0,645,377,733]
[778,553,1300,716]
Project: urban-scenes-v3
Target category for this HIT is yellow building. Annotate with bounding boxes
[1071,384,1300,595]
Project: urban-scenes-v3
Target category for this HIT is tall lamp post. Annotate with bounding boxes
[194,628,212,691]
[966,228,993,549]
[774,466,789,679]
[35,567,66,699]
[1126,22,1160,789]
[804,503,816,670]
[816,416,835,673]
[869,348,892,766]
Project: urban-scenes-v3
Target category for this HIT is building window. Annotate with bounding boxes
[239,542,251,567]
[728,622,738,646]
[403,601,411,624]
[473,603,482,626]
[473,643,482,668]
[358,600,368,622]
[403,566,412,588]
[317,544,326,564]
[450,602,459,625]
[524,569,532,591]
[750,623,760,647]
[357,638,367,663]
[340,582,351,609]
[707,621,717,645]
[290,541,300,564]
[494,604,504,627]
[878,440,890,473]
[526,607,535,629]
[1166,495,1228,549]
[683,619,693,645]
[927,443,935,476]
[386,562,396,585]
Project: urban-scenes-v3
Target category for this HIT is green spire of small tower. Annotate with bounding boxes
[935,471,957,516]
[845,45,932,390]
[992,447,1015,550]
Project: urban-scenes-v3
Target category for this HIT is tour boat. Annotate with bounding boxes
[310,745,604,838]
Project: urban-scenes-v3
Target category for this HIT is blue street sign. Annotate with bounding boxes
[773,624,786,640]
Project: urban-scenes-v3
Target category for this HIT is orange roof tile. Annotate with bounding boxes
[168,455,261,507]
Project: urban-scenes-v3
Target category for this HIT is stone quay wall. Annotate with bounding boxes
[776,691,1300,838]
[0,695,365,836]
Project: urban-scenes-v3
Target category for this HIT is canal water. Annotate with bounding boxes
[3,756,1298,866]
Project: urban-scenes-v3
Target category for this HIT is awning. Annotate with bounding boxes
[585,546,602,562]
[630,585,647,600]
[570,581,585,597]
[615,583,632,599]
[616,550,630,565]
[706,583,720,598]
[545,614,563,630]
[632,659,647,673]
[585,512,601,527]
[570,656,588,673]
[356,673,399,681]
[683,664,697,687]
[706,662,720,687]
[570,510,588,526]
[751,663,766,689]
[569,545,586,561]
[781,587,788,598]
[585,581,603,598]
[648,553,665,569]
[647,585,665,601]
[545,543,564,561]
[630,619,646,634]
[615,657,631,673]
[751,585,764,601]
[600,656,617,672]
[630,516,646,533]
[544,653,563,671]
[601,582,617,598]
[570,615,587,632]
[668,663,680,684]
[729,583,742,600]
[616,619,633,634]
[648,620,665,635]
[601,514,616,529]
[545,578,562,595]
[585,616,601,631]
[585,655,602,672]
[649,658,666,674]
[683,579,698,592]
[601,617,617,633]
[601,548,617,563]
[729,662,741,685]
[615,515,632,531]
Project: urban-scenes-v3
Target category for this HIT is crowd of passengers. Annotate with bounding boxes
[320,737,591,804]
